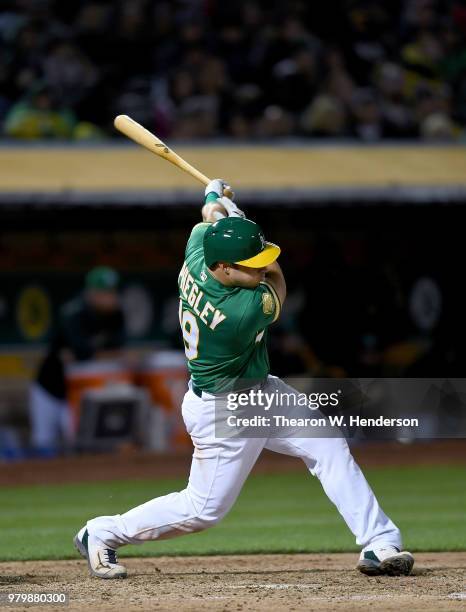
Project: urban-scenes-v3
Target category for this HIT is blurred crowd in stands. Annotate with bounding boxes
[0,0,465,141]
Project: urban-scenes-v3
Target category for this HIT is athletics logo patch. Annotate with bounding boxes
[262,292,274,315]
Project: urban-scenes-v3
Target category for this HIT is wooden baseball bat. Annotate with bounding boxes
[114,114,211,187]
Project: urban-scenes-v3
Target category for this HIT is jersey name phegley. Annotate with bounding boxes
[178,261,226,330]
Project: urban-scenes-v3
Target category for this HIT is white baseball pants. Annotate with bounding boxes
[87,376,402,551]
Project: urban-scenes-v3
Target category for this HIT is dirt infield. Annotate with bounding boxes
[0,553,465,611]
[1,440,466,487]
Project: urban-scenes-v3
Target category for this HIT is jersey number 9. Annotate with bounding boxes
[181,310,199,360]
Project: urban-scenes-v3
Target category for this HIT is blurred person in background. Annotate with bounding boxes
[3,81,77,139]
[376,62,417,138]
[29,266,126,456]
[350,88,383,141]
[420,110,460,140]
[41,40,99,109]
[300,94,347,137]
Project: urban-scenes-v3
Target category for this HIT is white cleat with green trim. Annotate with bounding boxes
[74,526,127,579]
[357,545,414,576]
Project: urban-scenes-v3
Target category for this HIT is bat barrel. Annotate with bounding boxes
[114,115,211,187]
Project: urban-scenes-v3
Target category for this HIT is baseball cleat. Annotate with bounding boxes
[357,545,414,576]
[74,526,127,579]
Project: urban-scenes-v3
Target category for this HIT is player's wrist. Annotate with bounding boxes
[205,192,220,204]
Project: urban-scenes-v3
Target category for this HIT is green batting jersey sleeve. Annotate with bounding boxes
[185,222,209,259]
[178,223,281,393]
[237,281,281,335]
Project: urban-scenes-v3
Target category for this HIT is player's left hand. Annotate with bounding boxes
[205,178,236,202]
[204,178,223,199]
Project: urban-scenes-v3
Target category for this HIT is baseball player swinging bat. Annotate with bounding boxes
[74,118,414,580]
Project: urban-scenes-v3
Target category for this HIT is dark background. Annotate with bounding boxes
[1,199,463,379]
[1,0,465,141]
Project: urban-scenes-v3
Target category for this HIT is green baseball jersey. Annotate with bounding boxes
[178,222,281,393]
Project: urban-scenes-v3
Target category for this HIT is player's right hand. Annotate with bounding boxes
[217,196,245,218]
